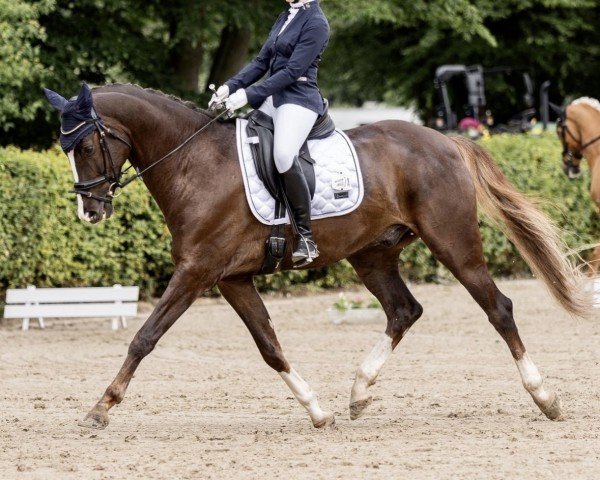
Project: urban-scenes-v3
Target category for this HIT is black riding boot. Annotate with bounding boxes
[280,157,319,266]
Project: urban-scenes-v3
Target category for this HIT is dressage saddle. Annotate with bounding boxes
[244,100,336,274]
[245,99,335,202]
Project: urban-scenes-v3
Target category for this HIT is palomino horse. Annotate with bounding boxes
[45,84,590,430]
[557,97,600,274]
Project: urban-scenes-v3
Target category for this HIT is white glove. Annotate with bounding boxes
[225,88,248,112]
[208,84,229,109]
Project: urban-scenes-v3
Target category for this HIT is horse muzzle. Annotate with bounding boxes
[81,198,114,224]
[563,164,581,180]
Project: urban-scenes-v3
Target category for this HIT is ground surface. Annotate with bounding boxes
[1,279,599,479]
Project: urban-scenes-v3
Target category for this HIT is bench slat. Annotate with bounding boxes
[6,287,139,304]
[4,303,137,319]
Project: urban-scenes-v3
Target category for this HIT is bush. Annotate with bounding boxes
[0,146,173,299]
[0,133,596,301]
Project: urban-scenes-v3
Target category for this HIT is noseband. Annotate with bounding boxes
[557,110,600,173]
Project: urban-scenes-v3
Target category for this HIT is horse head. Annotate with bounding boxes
[555,104,584,179]
[556,98,600,181]
[44,83,132,224]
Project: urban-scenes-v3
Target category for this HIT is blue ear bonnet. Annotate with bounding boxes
[43,83,104,152]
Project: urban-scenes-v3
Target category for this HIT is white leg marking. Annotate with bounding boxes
[515,352,551,405]
[279,368,331,426]
[67,151,91,223]
[350,333,393,405]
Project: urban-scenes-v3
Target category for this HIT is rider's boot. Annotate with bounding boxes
[280,157,319,267]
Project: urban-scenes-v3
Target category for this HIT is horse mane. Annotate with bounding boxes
[92,83,218,119]
[571,96,600,113]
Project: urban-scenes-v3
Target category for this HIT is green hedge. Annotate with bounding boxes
[0,134,596,300]
[0,146,173,299]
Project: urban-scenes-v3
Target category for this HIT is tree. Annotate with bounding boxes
[0,0,279,147]
[0,0,53,131]
[319,0,600,118]
[1,0,599,148]
[206,25,252,90]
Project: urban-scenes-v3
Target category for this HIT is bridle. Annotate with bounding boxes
[68,114,132,204]
[557,108,600,177]
[70,108,230,204]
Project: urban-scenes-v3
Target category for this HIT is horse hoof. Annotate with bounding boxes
[78,408,109,430]
[313,411,335,429]
[539,394,564,421]
[349,396,372,420]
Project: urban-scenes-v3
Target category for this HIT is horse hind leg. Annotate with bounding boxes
[416,196,563,420]
[218,277,334,428]
[347,247,423,420]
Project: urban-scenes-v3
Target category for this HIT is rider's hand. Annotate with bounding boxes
[225,89,248,113]
[208,84,229,109]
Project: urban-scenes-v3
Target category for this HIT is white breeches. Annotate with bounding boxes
[259,96,318,173]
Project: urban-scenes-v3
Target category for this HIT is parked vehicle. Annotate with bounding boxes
[432,64,554,135]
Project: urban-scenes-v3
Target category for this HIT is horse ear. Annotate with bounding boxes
[549,102,565,117]
[43,88,68,112]
[75,82,94,114]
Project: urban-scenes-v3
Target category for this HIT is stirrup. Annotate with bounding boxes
[292,237,319,268]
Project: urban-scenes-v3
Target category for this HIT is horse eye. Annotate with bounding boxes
[83,145,94,156]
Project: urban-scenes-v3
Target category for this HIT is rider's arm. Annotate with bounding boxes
[225,14,285,93]
[245,19,329,109]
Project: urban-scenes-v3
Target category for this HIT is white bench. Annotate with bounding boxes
[3,284,139,331]
[583,278,600,309]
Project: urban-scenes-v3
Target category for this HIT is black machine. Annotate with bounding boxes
[433,64,553,133]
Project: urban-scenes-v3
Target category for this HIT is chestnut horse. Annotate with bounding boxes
[557,97,600,274]
[47,84,590,430]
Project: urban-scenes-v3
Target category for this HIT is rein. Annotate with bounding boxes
[72,109,230,203]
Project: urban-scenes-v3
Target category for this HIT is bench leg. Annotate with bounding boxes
[38,317,45,329]
[111,318,119,331]
[22,318,30,331]
[120,316,128,329]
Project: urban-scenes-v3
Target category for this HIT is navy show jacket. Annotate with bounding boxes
[225,1,330,115]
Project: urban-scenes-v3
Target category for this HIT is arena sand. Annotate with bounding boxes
[1,279,599,479]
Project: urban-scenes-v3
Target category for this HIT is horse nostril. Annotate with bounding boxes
[86,211,100,223]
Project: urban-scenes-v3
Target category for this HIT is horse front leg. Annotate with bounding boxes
[218,277,335,428]
[79,264,212,429]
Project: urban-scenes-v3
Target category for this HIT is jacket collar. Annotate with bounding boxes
[289,0,315,9]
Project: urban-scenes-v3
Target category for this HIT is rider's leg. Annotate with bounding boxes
[273,103,317,173]
[258,96,277,118]
[273,103,318,265]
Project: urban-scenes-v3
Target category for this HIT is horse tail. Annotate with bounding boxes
[451,136,591,318]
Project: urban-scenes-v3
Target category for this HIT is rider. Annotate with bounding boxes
[209,0,330,267]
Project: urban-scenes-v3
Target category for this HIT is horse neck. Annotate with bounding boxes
[587,147,600,207]
[568,104,600,153]
[96,92,214,216]
[589,160,600,206]
[569,105,600,206]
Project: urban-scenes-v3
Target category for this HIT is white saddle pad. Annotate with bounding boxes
[236,118,364,226]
